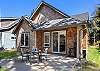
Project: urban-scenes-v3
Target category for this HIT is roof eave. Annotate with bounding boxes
[32,23,85,31]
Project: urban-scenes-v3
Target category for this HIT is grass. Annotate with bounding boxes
[87,46,100,67]
[0,67,9,71]
[0,50,19,59]
[0,49,18,71]
[73,46,100,71]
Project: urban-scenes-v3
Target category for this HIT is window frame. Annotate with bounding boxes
[21,32,30,47]
[44,32,50,47]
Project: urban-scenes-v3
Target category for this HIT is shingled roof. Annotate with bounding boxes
[32,18,82,30]
[71,12,89,22]
[0,19,19,32]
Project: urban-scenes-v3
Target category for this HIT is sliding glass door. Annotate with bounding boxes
[52,31,66,53]
[53,32,58,52]
[59,34,66,53]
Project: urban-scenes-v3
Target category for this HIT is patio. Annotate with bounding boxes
[0,54,78,71]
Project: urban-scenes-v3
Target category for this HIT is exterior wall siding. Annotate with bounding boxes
[3,32,16,48]
[66,27,77,57]
[36,27,78,56]
[82,30,87,49]
[0,20,16,49]
[16,19,36,51]
[32,5,65,24]
[79,25,88,58]
[67,27,77,48]
[80,29,87,49]
[36,31,44,51]
[80,25,87,50]
[36,30,52,53]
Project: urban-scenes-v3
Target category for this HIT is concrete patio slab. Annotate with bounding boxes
[0,54,77,71]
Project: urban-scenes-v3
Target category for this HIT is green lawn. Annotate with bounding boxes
[87,46,100,67]
[0,67,9,71]
[0,50,19,59]
[73,47,100,71]
[0,50,19,71]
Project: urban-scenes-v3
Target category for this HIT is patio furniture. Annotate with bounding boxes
[31,48,44,62]
[31,47,49,62]
[32,48,38,56]
[20,48,31,62]
[20,47,49,63]
[42,47,49,61]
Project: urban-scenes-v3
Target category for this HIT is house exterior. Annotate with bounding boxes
[0,17,17,49]
[12,1,88,58]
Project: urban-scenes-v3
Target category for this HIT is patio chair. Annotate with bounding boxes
[20,48,31,62]
[38,50,42,62]
[42,48,49,61]
[31,48,39,60]
[32,48,38,56]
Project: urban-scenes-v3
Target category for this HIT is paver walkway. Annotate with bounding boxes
[0,54,78,71]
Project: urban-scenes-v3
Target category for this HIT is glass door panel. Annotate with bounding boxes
[59,34,66,53]
[53,32,58,52]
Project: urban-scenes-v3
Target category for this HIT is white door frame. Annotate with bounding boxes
[52,30,66,54]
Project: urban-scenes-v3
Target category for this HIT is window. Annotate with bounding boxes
[21,32,29,47]
[44,32,50,47]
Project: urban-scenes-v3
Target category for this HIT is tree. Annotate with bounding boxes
[92,5,100,47]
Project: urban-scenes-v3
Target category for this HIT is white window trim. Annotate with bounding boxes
[44,32,50,47]
[21,32,29,47]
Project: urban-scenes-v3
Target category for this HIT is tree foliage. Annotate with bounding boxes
[93,5,100,47]
[89,5,100,46]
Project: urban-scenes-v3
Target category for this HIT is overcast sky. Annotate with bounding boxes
[0,0,100,18]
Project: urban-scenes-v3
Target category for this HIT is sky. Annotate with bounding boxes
[0,0,100,18]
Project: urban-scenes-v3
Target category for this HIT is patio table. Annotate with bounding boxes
[26,48,49,63]
[31,48,43,62]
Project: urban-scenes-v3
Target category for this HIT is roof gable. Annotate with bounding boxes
[30,1,70,21]
[12,16,33,34]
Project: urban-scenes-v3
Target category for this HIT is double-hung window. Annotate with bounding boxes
[21,32,29,47]
[44,32,50,47]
